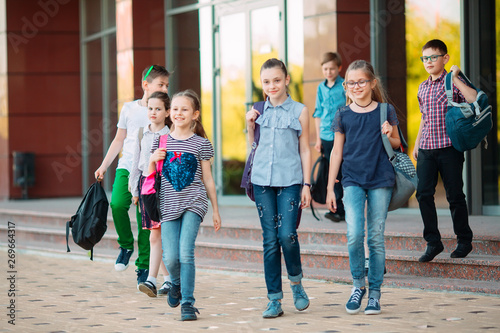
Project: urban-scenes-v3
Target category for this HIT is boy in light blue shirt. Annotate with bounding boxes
[312,52,346,222]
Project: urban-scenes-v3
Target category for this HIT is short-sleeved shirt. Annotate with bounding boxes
[151,134,214,222]
[129,124,170,197]
[417,70,467,149]
[312,76,346,141]
[251,96,304,187]
[332,103,398,189]
[116,100,150,171]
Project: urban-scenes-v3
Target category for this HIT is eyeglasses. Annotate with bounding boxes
[345,80,372,89]
[420,54,445,63]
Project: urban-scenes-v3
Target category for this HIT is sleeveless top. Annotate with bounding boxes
[251,96,304,187]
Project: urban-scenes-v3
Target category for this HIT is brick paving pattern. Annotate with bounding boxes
[2,251,500,332]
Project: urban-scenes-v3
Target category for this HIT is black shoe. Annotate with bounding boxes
[181,303,200,321]
[138,280,157,297]
[167,283,181,308]
[158,281,172,296]
[418,243,444,262]
[325,211,345,222]
[135,268,149,285]
[450,243,473,258]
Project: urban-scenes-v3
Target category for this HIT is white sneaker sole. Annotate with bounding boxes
[114,263,128,271]
[345,306,362,314]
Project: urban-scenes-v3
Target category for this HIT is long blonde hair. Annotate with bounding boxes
[344,60,387,105]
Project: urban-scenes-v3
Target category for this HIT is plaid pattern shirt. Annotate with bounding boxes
[417,70,466,149]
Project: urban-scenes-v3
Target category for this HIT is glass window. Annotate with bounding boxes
[168,0,211,10]
[484,0,500,209]
[286,0,304,103]
[81,0,117,190]
[199,6,213,142]
[405,0,461,209]
[85,0,102,36]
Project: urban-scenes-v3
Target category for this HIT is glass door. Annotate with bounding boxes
[214,0,285,198]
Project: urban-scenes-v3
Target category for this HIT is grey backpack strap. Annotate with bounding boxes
[444,73,454,106]
[138,127,144,143]
[380,103,395,165]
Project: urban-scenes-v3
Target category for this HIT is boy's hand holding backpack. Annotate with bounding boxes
[444,70,493,152]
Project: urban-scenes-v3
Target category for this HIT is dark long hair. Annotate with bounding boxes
[148,91,172,128]
[171,89,207,138]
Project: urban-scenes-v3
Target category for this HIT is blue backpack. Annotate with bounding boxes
[444,71,492,152]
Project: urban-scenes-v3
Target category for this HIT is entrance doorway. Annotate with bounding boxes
[213,0,285,198]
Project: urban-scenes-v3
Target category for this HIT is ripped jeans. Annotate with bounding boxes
[253,184,303,300]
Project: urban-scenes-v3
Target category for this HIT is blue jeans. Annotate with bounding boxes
[161,211,202,305]
[253,184,303,300]
[343,186,392,300]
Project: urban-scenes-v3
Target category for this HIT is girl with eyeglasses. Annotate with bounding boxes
[326,60,401,315]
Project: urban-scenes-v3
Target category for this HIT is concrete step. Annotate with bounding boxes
[2,223,499,289]
[3,210,499,256]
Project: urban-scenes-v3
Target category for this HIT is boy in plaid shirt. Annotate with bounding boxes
[413,39,477,262]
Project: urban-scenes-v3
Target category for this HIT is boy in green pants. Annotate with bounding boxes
[95,65,170,284]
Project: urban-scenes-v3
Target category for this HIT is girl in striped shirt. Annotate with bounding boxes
[148,89,221,321]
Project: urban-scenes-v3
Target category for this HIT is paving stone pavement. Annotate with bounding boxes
[1,249,499,333]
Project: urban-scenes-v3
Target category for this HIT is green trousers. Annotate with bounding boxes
[110,168,150,270]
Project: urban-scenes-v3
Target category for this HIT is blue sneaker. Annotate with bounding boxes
[290,283,310,311]
[364,297,381,315]
[345,287,366,314]
[181,303,200,321]
[135,269,148,286]
[262,300,283,318]
[167,284,181,308]
[114,247,133,271]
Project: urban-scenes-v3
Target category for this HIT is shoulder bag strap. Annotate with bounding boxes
[156,135,168,173]
[252,101,266,145]
[138,127,144,143]
[380,103,396,166]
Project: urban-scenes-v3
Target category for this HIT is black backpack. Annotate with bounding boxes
[66,181,109,260]
[310,149,329,220]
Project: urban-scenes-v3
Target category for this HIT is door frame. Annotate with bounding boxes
[212,0,286,202]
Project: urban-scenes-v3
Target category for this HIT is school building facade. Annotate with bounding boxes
[0,0,498,216]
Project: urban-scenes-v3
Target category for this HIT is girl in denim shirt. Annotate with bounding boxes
[245,58,312,319]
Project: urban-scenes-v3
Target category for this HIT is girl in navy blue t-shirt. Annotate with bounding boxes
[326,60,400,316]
